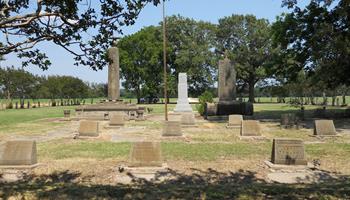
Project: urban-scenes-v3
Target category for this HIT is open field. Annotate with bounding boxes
[0,103,350,199]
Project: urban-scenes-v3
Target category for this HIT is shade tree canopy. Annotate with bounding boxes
[0,0,161,70]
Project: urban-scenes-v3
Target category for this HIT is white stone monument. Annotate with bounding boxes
[174,73,192,112]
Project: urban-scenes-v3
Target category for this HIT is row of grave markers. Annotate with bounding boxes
[0,139,309,169]
[0,113,339,171]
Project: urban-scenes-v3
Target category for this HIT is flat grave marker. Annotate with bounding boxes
[241,120,261,136]
[181,113,196,127]
[78,120,99,137]
[0,140,37,166]
[109,114,125,126]
[227,115,243,128]
[129,142,162,167]
[271,138,307,165]
[162,121,182,137]
[314,120,337,136]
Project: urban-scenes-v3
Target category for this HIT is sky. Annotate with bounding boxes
[1,0,309,84]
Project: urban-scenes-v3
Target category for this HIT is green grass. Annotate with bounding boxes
[0,106,75,126]
[38,140,131,160]
[38,140,350,163]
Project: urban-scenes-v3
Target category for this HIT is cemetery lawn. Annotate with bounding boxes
[1,103,350,199]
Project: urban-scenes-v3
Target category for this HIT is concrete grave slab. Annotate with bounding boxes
[241,120,261,136]
[271,138,307,165]
[181,113,197,127]
[109,114,125,126]
[162,121,182,137]
[0,140,38,168]
[78,120,99,137]
[226,115,243,128]
[129,142,163,167]
[314,120,337,136]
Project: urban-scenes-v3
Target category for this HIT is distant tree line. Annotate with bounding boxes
[0,67,107,102]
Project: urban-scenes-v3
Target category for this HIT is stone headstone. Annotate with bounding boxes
[280,113,297,128]
[271,138,307,165]
[241,120,261,136]
[78,121,99,137]
[218,56,236,102]
[0,140,37,166]
[174,73,193,112]
[162,121,182,136]
[228,115,243,127]
[181,113,196,126]
[314,120,336,136]
[107,41,120,101]
[109,114,125,126]
[129,142,162,167]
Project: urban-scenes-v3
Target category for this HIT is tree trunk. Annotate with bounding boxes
[332,96,336,106]
[342,94,346,106]
[248,77,255,103]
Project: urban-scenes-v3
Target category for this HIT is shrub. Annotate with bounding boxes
[196,91,214,116]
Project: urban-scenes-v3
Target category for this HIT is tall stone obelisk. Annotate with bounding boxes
[218,55,236,102]
[107,41,120,101]
[174,73,192,112]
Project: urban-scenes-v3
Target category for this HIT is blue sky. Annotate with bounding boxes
[1,0,309,83]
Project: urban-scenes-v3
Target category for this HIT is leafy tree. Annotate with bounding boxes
[166,15,217,97]
[272,0,350,88]
[0,67,37,100]
[119,26,163,103]
[89,83,107,98]
[216,15,274,102]
[0,0,161,70]
[40,75,89,100]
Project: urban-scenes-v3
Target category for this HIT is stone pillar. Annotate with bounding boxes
[107,42,120,101]
[218,57,236,102]
[174,73,192,112]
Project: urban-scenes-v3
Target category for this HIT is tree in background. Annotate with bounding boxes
[0,67,37,100]
[272,0,350,89]
[166,15,217,97]
[0,0,161,70]
[118,26,163,103]
[216,15,274,103]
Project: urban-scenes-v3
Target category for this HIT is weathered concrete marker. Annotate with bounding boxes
[271,138,307,165]
[0,140,37,166]
[314,120,337,136]
[129,142,162,167]
[78,121,99,137]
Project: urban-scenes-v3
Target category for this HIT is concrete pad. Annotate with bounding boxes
[162,121,182,137]
[78,120,99,137]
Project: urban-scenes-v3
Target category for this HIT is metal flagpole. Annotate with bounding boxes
[163,0,168,121]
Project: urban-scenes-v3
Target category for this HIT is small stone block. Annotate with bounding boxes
[0,140,37,166]
[227,114,243,127]
[241,120,261,136]
[181,113,196,126]
[109,114,125,126]
[271,138,307,165]
[78,120,99,137]
[162,121,182,137]
[129,142,162,167]
[314,120,336,136]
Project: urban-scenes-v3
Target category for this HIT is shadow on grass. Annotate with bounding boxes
[1,168,350,199]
